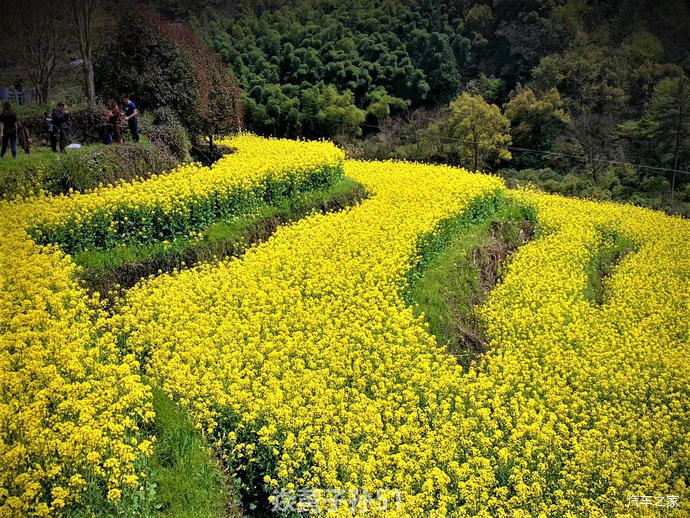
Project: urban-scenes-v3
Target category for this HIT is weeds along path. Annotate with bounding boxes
[113,153,690,516]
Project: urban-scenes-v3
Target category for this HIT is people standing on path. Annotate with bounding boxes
[17,121,31,155]
[107,100,123,144]
[52,102,71,153]
[45,111,58,152]
[123,95,139,142]
[0,102,18,159]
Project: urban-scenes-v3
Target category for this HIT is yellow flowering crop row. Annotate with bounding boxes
[475,191,690,516]
[113,160,505,516]
[0,135,344,516]
[0,231,154,515]
[115,156,689,516]
[18,134,344,253]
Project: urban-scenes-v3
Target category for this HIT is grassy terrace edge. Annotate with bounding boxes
[76,176,368,298]
[403,190,538,368]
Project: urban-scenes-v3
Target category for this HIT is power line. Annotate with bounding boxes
[506,146,690,176]
[270,111,690,177]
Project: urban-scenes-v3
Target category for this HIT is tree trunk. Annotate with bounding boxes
[73,0,99,108]
[473,142,478,172]
[82,58,96,108]
[39,82,50,105]
[672,99,683,196]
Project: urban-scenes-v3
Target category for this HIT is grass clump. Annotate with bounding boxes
[142,384,241,518]
[585,230,636,305]
[407,199,536,369]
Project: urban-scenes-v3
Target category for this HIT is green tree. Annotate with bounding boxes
[437,92,512,172]
[642,76,690,194]
[530,44,625,116]
[94,8,198,118]
[164,22,243,155]
[365,87,409,123]
[504,87,570,149]
[466,74,505,104]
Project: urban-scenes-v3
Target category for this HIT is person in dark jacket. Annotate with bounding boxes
[17,121,31,154]
[45,111,58,152]
[52,102,71,153]
[122,95,139,142]
[0,102,18,159]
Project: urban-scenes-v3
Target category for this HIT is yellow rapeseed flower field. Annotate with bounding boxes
[2,135,688,516]
[113,140,690,517]
[0,135,344,516]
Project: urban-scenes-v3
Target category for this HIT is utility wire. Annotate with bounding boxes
[286,111,690,177]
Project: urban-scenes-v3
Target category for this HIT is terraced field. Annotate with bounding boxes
[2,136,688,517]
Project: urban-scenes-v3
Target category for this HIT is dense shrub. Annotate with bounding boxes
[70,105,111,143]
[0,143,177,199]
[140,108,192,161]
[94,7,198,120]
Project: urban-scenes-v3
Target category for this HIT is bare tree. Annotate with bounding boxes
[3,0,68,104]
[71,0,101,108]
[561,112,621,183]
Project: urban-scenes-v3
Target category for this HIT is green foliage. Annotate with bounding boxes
[435,92,512,171]
[94,8,198,118]
[164,22,243,153]
[584,230,636,305]
[70,105,111,143]
[466,74,505,105]
[141,108,193,161]
[0,143,177,199]
[404,192,507,301]
[504,86,570,149]
[242,83,366,137]
[365,86,409,122]
[644,75,690,167]
[530,43,627,116]
[208,0,470,136]
[143,384,240,518]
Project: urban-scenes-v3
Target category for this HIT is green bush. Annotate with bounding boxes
[0,143,178,199]
[46,143,178,194]
[70,105,111,144]
[141,108,192,162]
